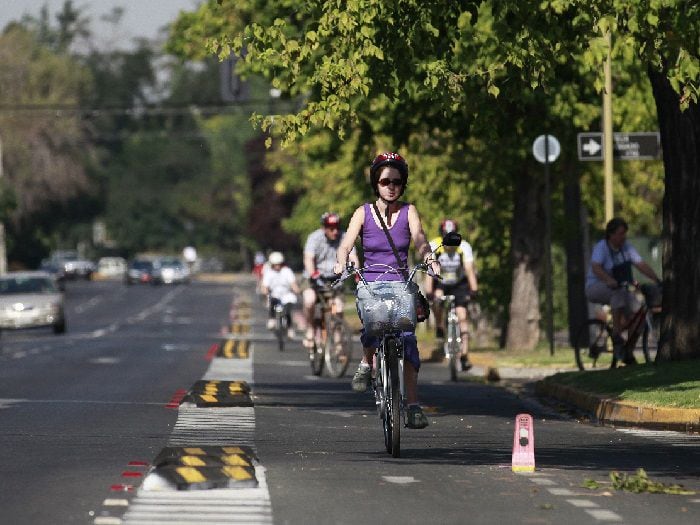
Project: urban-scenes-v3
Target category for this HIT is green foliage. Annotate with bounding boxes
[610,468,695,495]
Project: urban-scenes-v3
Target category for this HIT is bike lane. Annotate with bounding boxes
[251,307,700,523]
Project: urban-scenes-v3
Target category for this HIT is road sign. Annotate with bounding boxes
[577,132,661,161]
[532,134,561,164]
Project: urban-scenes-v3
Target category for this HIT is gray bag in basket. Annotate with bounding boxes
[356,280,418,336]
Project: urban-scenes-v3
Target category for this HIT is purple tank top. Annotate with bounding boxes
[362,202,411,282]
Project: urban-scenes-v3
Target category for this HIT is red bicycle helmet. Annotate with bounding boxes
[369,152,409,197]
[320,212,340,227]
[439,219,459,236]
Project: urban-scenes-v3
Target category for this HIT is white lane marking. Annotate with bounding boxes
[616,428,700,448]
[530,478,556,485]
[0,398,26,409]
[93,518,121,525]
[382,476,419,485]
[277,360,308,367]
[89,357,121,365]
[75,296,103,314]
[547,488,576,496]
[103,499,130,507]
[585,509,623,521]
[566,499,599,508]
[161,343,192,352]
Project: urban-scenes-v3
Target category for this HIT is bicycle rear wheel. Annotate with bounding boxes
[640,312,659,364]
[574,319,615,370]
[309,321,324,375]
[324,315,352,378]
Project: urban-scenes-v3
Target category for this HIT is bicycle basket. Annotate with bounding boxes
[356,280,418,336]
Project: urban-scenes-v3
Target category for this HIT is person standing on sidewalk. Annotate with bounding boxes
[585,217,661,364]
[333,151,439,429]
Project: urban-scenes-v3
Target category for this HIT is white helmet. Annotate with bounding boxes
[268,251,284,265]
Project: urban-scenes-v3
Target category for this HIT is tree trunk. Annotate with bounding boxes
[506,166,546,351]
[648,68,700,360]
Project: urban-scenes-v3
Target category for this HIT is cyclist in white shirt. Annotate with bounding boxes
[261,251,300,338]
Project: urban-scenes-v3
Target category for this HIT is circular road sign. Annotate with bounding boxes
[532,135,561,164]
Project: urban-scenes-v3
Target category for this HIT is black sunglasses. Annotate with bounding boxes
[378,178,403,187]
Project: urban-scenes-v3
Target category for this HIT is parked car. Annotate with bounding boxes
[151,257,191,285]
[96,257,127,279]
[0,271,66,334]
[125,258,155,285]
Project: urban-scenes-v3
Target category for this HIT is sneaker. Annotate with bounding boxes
[351,365,372,393]
[435,327,445,339]
[460,355,473,372]
[287,328,296,339]
[406,405,429,429]
[266,318,275,330]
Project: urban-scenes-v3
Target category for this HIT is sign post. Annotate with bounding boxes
[532,135,561,356]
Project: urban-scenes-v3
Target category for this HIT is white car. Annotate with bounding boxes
[96,257,127,278]
[0,271,66,333]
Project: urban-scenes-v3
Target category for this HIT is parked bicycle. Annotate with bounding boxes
[573,282,662,370]
[307,275,353,377]
[336,232,462,457]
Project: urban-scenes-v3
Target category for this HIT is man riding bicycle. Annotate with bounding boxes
[424,219,478,371]
[585,217,661,364]
[302,212,358,348]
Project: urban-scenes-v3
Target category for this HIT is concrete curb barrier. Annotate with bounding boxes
[535,380,700,432]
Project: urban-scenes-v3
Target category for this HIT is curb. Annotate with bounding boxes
[535,380,700,432]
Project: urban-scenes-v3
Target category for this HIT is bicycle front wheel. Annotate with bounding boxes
[324,315,352,378]
[309,321,324,376]
[445,319,460,382]
[383,338,401,457]
[276,314,286,352]
[574,319,614,371]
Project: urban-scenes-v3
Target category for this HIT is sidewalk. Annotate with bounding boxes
[465,354,700,433]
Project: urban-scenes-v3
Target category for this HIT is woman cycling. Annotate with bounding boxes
[333,152,439,429]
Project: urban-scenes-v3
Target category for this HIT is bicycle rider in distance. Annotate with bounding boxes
[302,212,358,349]
[424,219,479,372]
[333,151,440,429]
[585,217,661,364]
[261,251,300,339]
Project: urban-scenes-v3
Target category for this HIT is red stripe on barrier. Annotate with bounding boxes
[128,461,148,467]
[205,342,219,361]
[165,388,188,409]
[121,471,143,478]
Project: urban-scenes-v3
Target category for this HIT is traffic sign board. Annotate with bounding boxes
[577,132,661,161]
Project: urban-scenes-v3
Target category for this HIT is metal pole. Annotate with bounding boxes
[0,134,6,275]
[544,136,554,355]
[603,30,614,224]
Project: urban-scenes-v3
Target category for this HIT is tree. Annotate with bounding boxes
[0,24,94,266]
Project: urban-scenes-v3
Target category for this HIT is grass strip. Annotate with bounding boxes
[541,359,700,409]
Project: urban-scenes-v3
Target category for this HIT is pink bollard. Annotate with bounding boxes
[511,413,536,472]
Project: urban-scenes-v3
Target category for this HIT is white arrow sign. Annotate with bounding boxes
[582,139,602,156]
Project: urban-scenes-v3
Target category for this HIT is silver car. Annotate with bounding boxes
[0,271,66,334]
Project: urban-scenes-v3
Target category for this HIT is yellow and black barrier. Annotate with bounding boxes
[229,322,251,335]
[150,446,258,490]
[182,380,253,407]
[217,338,250,359]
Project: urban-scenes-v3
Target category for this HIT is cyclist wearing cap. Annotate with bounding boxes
[302,212,358,348]
[424,219,478,371]
[261,251,300,339]
[333,151,439,429]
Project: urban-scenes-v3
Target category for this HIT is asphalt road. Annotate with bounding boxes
[0,277,698,524]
